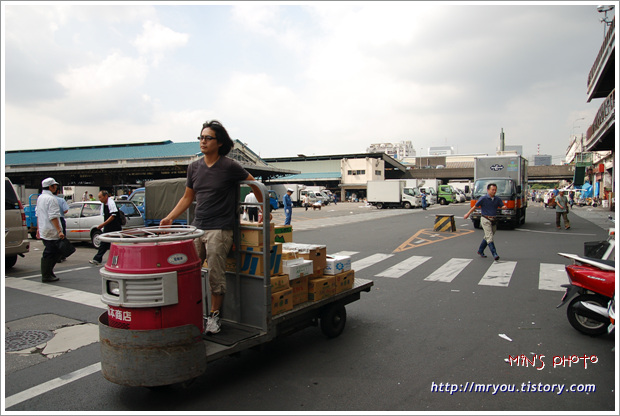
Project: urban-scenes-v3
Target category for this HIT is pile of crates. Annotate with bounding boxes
[229,223,355,316]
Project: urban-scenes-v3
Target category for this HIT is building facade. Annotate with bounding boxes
[576,13,615,208]
[366,141,415,160]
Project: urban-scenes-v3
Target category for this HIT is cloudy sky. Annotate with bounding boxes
[2,2,613,162]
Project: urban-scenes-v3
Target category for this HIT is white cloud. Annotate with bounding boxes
[132,21,190,64]
[56,53,148,95]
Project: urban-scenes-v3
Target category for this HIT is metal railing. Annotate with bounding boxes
[588,17,615,93]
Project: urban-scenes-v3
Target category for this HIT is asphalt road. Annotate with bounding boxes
[4,201,617,412]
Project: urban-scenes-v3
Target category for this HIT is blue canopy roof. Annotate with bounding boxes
[6,141,202,165]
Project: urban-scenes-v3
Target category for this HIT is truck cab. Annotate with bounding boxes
[437,184,457,205]
[419,187,437,205]
[470,178,524,228]
[128,187,145,217]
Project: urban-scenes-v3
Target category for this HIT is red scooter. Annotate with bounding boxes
[556,252,615,336]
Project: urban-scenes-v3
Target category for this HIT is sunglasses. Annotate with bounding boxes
[197,135,217,141]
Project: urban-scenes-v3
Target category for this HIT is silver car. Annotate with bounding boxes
[5,177,30,269]
[65,200,144,248]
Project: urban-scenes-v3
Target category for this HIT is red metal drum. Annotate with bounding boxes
[101,239,203,332]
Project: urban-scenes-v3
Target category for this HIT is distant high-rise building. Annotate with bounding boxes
[532,154,552,166]
[499,145,523,155]
[367,141,415,160]
[428,145,455,156]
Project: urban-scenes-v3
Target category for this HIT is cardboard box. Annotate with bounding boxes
[240,223,275,246]
[290,275,309,305]
[225,256,236,273]
[283,258,314,280]
[283,243,327,276]
[274,225,293,243]
[237,243,283,276]
[282,249,299,260]
[333,269,355,294]
[270,274,290,293]
[324,255,352,275]
[308,275,336,302]
[271,287,293,316]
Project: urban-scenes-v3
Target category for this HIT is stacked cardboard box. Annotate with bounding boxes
[282,243,355,303]
[274,225,293,243]
[231,224,291,315]
[283,257,314,305]
[227,224,357,313]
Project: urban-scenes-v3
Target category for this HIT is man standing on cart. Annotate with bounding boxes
[161,120,262,335]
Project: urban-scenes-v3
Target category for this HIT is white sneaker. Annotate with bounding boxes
[205,311,221,334]
[89,260,102,266]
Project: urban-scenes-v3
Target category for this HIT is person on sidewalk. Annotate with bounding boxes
[89,190,122,266]
[555,190,571,230]
[160,120,261,335]
[464,183,507,261]
[283,188,293,225]
[54,185,70,262]
[421,189,428,210]
[36,177,65,282]
[244,190,259,222]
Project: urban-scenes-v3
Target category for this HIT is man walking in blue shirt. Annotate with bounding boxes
[464,183,507,261]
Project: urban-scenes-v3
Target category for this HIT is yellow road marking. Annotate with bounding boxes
[393,228,475,253]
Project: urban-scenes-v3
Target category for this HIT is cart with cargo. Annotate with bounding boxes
[97,181,373,387]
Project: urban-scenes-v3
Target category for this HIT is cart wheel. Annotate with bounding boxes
[320,304,347,338]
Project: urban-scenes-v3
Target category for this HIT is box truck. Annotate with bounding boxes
[268,184,318,207]
[367,180,421,209]
[63,186,100,203]
[399,179,456,205]
[469,155,528,229]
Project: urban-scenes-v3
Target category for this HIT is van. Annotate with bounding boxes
[300,190,323,205]
[5,177,30,268]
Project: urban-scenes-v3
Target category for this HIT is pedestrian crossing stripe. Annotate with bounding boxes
[478,261,517,287]
[338,252,569,290]
[393,228,475,253]
[425,258,472,282]
[376,255,431,278]
[539,263,568,291]
[352,253,394,271]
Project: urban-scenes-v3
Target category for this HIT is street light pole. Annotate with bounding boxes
[571,117,585,137]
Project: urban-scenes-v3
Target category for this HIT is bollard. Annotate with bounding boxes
[434,214,456,232]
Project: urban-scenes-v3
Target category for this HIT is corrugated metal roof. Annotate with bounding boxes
[272,172,341,181]
[6,141,202,165]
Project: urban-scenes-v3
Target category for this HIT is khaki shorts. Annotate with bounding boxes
[194,229,233,295]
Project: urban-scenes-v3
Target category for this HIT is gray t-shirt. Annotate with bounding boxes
[555,194,569,212]
[186,156,249,230]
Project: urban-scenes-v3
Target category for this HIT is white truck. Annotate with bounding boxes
[268,184,307,207]
[62,185,101,202]
[304,186,332,204]
[367,180,421,209]
[449,180,473,200]
[469,155,528,229]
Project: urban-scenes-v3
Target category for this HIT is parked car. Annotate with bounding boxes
[455,189,467,203]
[64,200,144,248]
[5,177,30,269]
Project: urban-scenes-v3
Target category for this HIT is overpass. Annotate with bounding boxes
[405,165,574,182]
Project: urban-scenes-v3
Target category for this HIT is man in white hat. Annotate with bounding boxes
[283,188,294,225]
[36,177,65,282]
